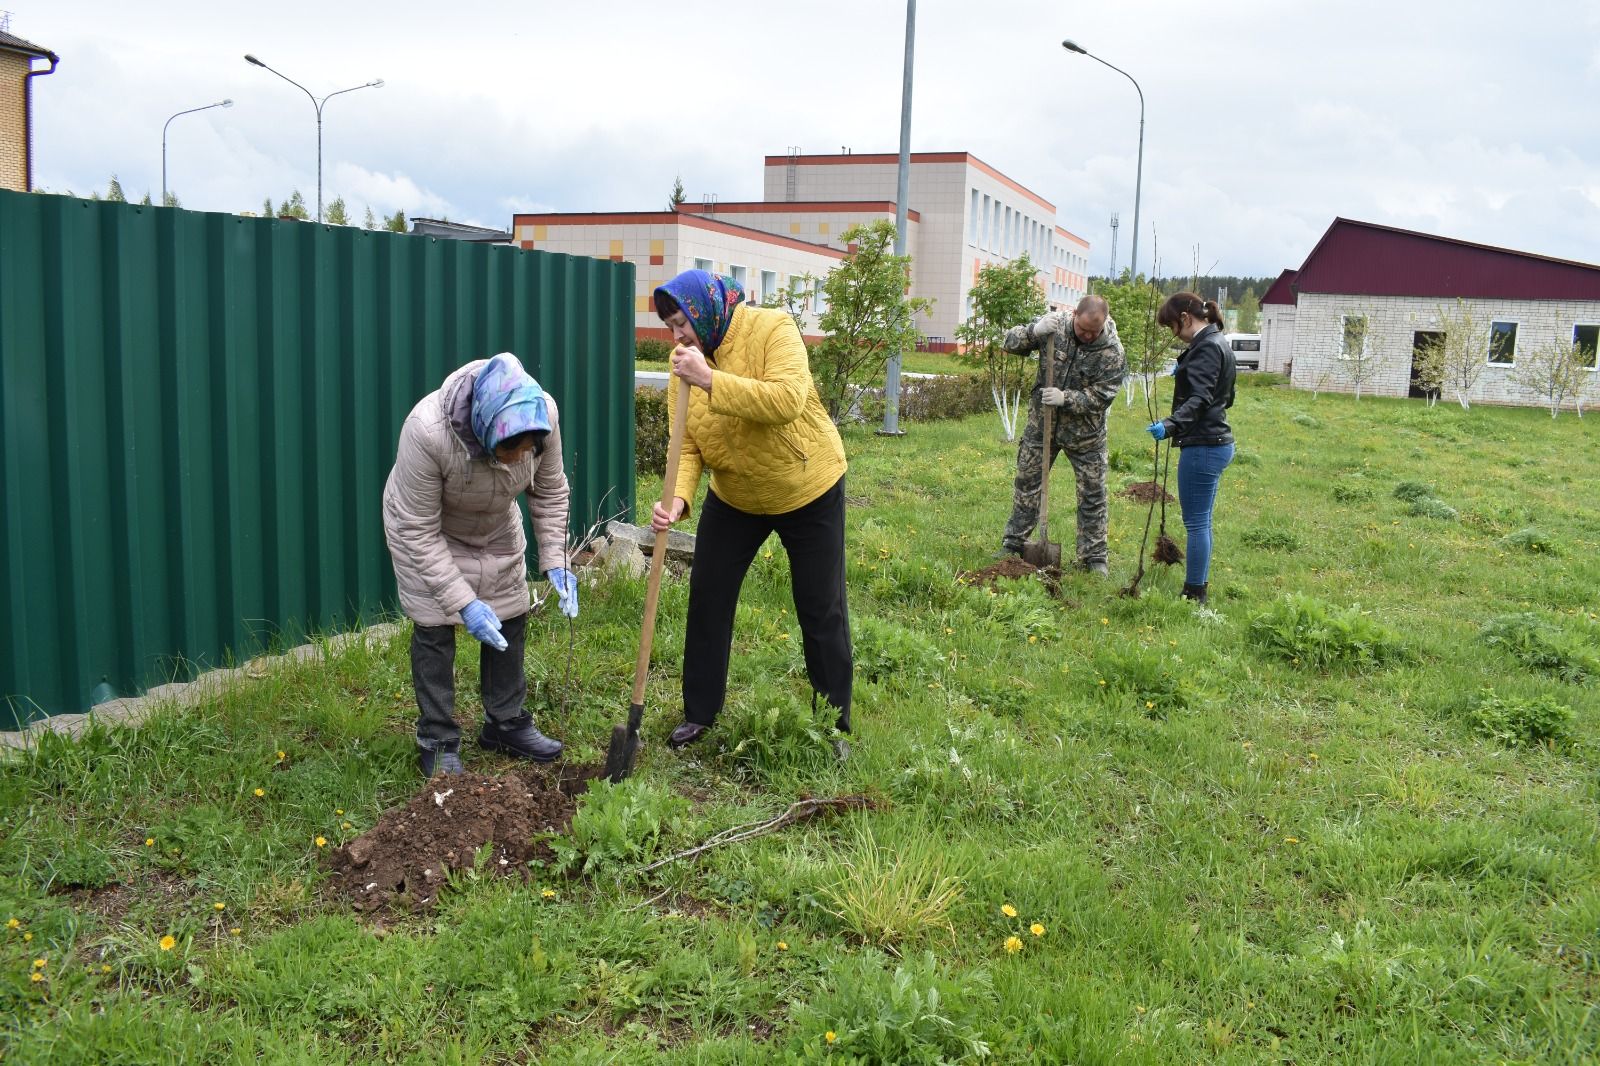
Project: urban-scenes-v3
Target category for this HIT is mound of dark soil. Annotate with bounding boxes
[1120,481,1174,503]
[958,556,1071,600]
[326,763,601,911]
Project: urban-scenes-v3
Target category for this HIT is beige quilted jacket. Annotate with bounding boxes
[382,360,571,626]
[672,304,847,516]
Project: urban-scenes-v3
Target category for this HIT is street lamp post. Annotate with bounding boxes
[243,54,383,222]
[1062,39,1144,281]
[880,0,916,436]
[162,99,232,206]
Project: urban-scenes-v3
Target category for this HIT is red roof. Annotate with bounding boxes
[1261,269,1298,305]
[1294,218,1600,301]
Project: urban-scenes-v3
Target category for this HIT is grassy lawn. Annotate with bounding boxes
[4,379,1598,1063]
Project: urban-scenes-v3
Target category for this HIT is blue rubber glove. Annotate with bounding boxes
[546,567,579,619]
[1146,421,1168,441]
[461,599,508,651]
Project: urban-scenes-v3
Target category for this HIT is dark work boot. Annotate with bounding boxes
[479,714,563,762]
[668,721,711,750]
[1180,583,1209,604]
[1085,559,1110,576]
[993,544,1023,561]
[418,742,464,778]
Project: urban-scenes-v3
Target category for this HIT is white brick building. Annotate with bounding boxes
[513,151,1091,349]
[1268,219,1600,408]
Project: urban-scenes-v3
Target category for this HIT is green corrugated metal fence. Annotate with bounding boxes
[0,190,636,728]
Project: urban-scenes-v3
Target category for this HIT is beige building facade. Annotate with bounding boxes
[0,29,57,192]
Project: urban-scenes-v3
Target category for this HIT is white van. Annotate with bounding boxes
[1224,333,1261,371]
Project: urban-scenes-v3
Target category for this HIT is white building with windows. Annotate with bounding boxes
[511,150,1090,349]
[1266,219,1600,407]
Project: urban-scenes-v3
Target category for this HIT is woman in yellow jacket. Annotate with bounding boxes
[649,270,852,753]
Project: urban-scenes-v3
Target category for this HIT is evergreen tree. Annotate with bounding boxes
[106,175,127,202]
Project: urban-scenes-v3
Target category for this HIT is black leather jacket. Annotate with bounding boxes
[1162,324,1236,447]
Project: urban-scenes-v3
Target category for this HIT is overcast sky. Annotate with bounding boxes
[21,0,1600,278]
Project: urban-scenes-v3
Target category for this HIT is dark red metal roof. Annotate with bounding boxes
[1293,218,1600,301]
[1261,268,1298,305]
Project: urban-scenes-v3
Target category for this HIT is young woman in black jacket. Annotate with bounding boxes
[1148,292,1237,604]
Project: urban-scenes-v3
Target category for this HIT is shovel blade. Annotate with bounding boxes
[1021,539,1062,569]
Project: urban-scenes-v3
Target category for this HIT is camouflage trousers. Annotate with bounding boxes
[1001,407,1109,566]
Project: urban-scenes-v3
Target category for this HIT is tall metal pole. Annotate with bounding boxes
[880,0,916,436]
[1063,41,1145,280]
[245,55,382,222]
[162,100,232,206]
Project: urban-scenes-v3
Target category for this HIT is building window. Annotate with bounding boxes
[1573,324,1599,369]
[693,257,713,273]
[1341,315,1368,360]
[761,269,778,304]
[968,189,979,246]
[730,264,748,288]
[981,195,992,251]
[813,277,827,314]
[1487,320,1518,365]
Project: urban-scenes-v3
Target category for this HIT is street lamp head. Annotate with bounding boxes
[368,78,385,88]
[1061,39,1087,54]
[220,99,234,108]
[244,54,265,66]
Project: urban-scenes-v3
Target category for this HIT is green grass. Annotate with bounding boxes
[5,384,1600,1063]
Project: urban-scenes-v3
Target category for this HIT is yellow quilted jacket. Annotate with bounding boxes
[671,304,847,515]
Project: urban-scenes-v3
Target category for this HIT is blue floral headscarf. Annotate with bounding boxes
[471,353,551,455]
[654,270,745,354]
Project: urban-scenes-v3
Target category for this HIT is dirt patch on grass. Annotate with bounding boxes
[958,556,1065,597]
[1120,481,1174,503]
[325,763,601,911]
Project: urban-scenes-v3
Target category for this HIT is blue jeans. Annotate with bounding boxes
[1176,442,1234,587]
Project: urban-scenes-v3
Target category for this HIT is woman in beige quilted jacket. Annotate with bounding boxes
[649,270,853,756]
[382,353,576,777]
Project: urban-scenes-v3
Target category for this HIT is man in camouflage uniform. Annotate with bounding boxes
[998,294,1127,573]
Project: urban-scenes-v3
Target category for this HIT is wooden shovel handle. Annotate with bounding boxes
[1037,334,1056,542]
[632,377,691,705]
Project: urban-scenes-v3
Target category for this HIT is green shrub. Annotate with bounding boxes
[1107,445,1139,473]
[1466,689,1575,748]
[1392,480,1434,502]
[1479,613,1593,684]
[1292,412,1320,428]
[1249,594,1408,671]
[1502,527,1557,554]
[787,951,994,1063]
[853,614,945,685]
[713,687,840,778]
[635,337,673,364]
[902,374,992,422]
[635,387,669,475]
[1408,496,1458,520]
[1241,527,1302,552]
[1092,646,1193,717]
[551,778,687,877]
[1332,482,1375,503]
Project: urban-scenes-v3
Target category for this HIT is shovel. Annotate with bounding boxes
[604,376,691,783]
[1021,334,1063,569]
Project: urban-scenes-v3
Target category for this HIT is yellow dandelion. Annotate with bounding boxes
[144,838,155,847]
[159,935,176,951]
[1004,936,1023,954]
[276,750,286,761]
[1001,903,1018,918]
[1284,836,1300,844]
[23,932,32,942]
[335,809,344,816]
[314,836,327,848]
[1100,617,1109,625]
[776,941,788,951]
[253,788,264,798]
[6,917,18,929]
[32,958,45,969]
[1097,679,1107,686]
[541,889,557,900]
[100,964,111,973]
[825,1031,837,1045]
[341,822,352,830]
[30,972,42,983]
[1030,923,1045,937]
[213,902,225,911]
[229,928,241,936]
[1027,634,1037,644]
[1308,752,1319,761]
[1145,701,1154,709]
[778,633,789,640]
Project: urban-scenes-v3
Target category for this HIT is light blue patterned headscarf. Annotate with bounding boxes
[471,353,550,455]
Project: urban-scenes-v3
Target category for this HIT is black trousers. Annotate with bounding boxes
[683,477,853,732]
[412,610,528,749]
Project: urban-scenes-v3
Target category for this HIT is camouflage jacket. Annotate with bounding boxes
[1002,316,1127,426]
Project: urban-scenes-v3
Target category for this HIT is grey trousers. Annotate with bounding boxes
[412,611,528,749]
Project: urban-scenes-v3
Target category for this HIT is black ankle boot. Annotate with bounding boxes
[479,714,563,762]
[1180,583,1208,604]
